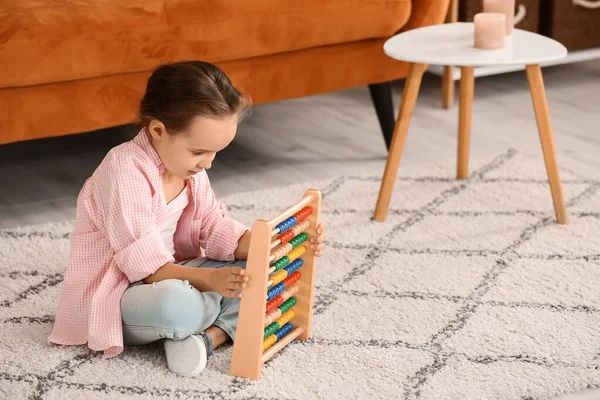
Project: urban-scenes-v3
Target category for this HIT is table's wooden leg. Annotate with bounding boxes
[525,64,568,224]
[442,67,455,109]
[457,66,475,179]
[374,63,428,222]
[442,0,459,109]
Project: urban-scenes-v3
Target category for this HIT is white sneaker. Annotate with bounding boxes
[164,334,207,377]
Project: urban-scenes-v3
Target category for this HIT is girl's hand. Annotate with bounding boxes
[310,222,326,257]
[208,267,248,298]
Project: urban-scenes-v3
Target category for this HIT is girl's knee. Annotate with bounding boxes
[151,279,205,324]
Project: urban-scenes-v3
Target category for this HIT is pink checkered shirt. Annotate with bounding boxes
[47,129,248,358]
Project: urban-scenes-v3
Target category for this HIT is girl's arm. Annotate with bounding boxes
[196,172,249,261]
[95,159,175,283]
[144,231,251,287]
[233,230,251,260]
[142,262,213,290]
[143,261,247,298]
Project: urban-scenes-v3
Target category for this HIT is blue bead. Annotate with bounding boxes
[285,258,303,275]
[275,323,292,340]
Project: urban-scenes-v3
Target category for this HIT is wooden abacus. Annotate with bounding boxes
[229,189,322,380]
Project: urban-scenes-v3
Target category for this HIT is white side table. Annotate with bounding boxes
[373,22,569,224]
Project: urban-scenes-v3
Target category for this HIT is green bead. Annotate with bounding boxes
[290,233,308,249]
[280,297,297,314]
[274,256,290,272]
[264,322,280,339]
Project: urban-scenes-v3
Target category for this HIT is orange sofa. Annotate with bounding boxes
[0,0,449,145]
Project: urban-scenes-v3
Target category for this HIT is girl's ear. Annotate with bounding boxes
[147,119,167,140]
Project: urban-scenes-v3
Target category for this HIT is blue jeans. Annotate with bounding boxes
[120,258,247,347]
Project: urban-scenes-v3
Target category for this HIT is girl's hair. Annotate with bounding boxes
[138,61,251,134]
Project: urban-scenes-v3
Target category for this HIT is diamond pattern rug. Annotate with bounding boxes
[1,149,599,399]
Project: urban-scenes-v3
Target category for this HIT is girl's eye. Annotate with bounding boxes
[193,151,204,156]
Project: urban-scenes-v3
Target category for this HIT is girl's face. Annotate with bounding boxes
[148,115,238,180]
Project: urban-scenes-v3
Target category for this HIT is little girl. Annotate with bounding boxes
[47,61,326,377]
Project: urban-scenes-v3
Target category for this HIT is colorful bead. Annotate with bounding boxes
[266,296,284,314]
[291,219,311,236]
[275,322,293,340]
[264,321,280,339]
[270,269,288,287]
[276,310,295,327]
[280,297,297,314]
[284,259,303,275]
[271,256,290,272]
[294,207,312,223]
[264,309,296,340]
[263,335,277,351]
[287,245,306,263]
[267,286,299,314]
[281,284,300,301]
[264,308,283,327]
[266,283,286,302]
[271,243,293,262]
[289,232,308,249]
[277,230,295,245]
[283,271,301,288]
[267,259,303,301]
[275,216,297,235]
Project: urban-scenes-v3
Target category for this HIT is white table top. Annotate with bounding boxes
[384,23,568,67]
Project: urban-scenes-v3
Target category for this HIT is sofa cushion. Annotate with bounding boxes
[0,37,411,144]
[0,0,411,88]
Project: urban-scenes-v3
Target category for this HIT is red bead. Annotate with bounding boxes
[283,271,301,287]
[278,230,294,244]
[294,207,312,222]
[266,296,284,314]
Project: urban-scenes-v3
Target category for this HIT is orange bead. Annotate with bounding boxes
[291,219,311,236]
[264,309,283,327]
[281,284,300,301]
[272,243,292,261]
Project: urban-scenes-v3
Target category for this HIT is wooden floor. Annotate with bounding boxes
[0,60,599,230]
[0,61,599,399]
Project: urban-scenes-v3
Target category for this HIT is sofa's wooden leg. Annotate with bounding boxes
[368,82,395,150]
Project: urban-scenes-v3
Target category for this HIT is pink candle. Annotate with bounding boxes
[483,0,515,35]
[474,13,506,49]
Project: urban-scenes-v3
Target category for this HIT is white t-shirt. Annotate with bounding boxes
[158,186,189,255]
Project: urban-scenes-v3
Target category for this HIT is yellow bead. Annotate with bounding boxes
[276,310,295,327]
[287,245,306,262]
[271,270,288,286]
[263,335,278,351]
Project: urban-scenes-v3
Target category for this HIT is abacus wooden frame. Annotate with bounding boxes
[229,189,322,380]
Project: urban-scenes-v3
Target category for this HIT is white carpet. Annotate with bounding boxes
[1,149,599,400]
